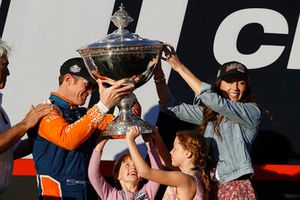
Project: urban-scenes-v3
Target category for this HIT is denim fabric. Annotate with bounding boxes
[160,82,262,183]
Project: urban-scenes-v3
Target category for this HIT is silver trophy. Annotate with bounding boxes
[78,4,163,138]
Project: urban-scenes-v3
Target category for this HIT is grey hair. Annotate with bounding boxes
[0,39,11,57]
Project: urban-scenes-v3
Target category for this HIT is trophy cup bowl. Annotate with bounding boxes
[78,4,163,138]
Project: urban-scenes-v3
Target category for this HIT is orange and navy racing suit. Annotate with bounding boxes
[28,92,114,200]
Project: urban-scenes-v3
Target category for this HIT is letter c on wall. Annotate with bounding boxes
[213,8,288,69]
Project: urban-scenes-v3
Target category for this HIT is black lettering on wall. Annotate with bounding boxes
[0,0,11,38]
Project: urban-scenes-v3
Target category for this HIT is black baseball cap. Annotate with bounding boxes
[60,57,96,84]
[216,61,248,81]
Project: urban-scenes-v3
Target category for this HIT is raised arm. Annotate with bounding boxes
[153,60,172,104]
[196,85,262,129]
[38,79,134,150]
[140,133,163,199]
[146,127,175,170]
[38,104,106,150]
[126,126,194,189]
[88,138,117,199]
[160,44,203,95]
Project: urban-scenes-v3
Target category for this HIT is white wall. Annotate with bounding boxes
[2,0,188,159]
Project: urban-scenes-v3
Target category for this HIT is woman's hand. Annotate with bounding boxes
[161,42,202,95]
[162,43,184,72]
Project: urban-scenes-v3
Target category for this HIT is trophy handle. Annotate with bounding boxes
[161,42,176,61]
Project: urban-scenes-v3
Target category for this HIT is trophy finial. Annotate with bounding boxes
[111,3,134,33]
[78,2,163,138]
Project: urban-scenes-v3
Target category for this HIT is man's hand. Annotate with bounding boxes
[97,78,135,109]
[21,103,55,129]
[0,103,54,153]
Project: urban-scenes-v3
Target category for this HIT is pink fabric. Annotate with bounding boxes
[88,145,162,200]
[162,175,207,200]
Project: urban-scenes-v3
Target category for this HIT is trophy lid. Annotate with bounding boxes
[78,4,162,56]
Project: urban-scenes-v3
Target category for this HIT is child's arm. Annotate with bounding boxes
[126,126,198,200]
[126,126,192,187]
[150,127,178,170]
[88,138,117,199]
[139,134,162,199]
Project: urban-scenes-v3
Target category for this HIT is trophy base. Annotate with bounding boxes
[101,115,152,139]
[101,93,152,139]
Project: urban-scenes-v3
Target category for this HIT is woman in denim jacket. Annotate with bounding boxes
[153,44,263,199]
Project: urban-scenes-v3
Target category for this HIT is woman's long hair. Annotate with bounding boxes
[176,130,211,194]
[196,67,259,138]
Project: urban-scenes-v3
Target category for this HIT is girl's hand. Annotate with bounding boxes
[126,126,141,141]
[96,135,108,144]
[94,136,109,152]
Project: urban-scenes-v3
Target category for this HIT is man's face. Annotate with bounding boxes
[0,55,10,89]
[68,75,94,106]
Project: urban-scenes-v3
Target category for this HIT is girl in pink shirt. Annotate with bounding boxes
[126,127,210,200]
[88,135,162,200]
